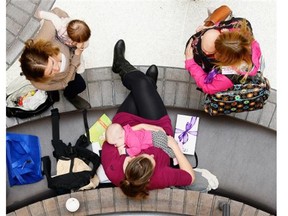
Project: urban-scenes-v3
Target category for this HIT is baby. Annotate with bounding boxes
[37,9,91,73]
[105,123,175,159]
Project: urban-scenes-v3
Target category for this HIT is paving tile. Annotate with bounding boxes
[128,198,142,211]
[38,0,55,11]
[28,201,45,216]
[234,111,248,121]
[11,0,36,14]
[188,83,202,110]
[142,189,157,212]
[246,109,262,125]
[241,204,258,216]
[156,188,171,213]
[267,89,276,104]
[156,80,164,98]
[183,190,199,215]
[197,192,213,216]
[256,209,272,216]
[175,82,189,108]
[88,82,102,108]
[258,102,276,128]
[84,189,101,215]
[86,68,113,82]
[6,116,19,128]
[269,109,277,131]
[163,81,177,106]
[170,188,185,214]
[6,40,25,65]
[114,187,128,212]
[101,81,113,106]
[6,29,15,49]
[14,207,30,216]
[56,193,71,216]
[19,18,40,42]
[211,195,229,216]
[70,191,87,216]
[42,197,60,216]
[7,4,30,26]
[229,199,244,216]
[165,67,190,82]
[99,188,114,214]
[113,80,129,106]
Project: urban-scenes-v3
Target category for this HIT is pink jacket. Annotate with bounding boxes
[185,40,262,95]
[123,124,153,156]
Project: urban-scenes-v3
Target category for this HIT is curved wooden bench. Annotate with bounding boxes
[6,66,277,131]
[7,188,274,216]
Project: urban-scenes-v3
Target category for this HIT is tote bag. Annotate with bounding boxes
[6,75,59,119]
[6,133,43,186]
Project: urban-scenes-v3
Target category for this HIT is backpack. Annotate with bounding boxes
[42,108,101,194]
[203,72,270,116]
[6,75,59,119]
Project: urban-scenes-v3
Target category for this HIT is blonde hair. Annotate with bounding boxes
[120,156,154,199]
[20,39,60,82]
[67,19,91,43]
[214,19,254,71]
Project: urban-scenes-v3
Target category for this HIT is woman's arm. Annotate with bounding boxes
[167,136,195,184]
[185,39,233,94]
[131,123,165,132]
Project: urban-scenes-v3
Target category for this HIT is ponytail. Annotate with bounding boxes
[120,156,154,199]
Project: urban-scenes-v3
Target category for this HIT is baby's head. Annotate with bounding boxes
[67,19,91,43]
[106,123,125,147]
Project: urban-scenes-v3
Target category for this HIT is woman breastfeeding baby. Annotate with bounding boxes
[101,39,218,199]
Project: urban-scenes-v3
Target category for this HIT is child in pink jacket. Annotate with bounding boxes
[105,123,175,158]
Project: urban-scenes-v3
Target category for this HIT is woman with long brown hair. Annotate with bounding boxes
[101,40,215,199]
[19,8,91,109]
[185,9,263,95]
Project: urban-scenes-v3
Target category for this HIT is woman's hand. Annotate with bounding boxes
[185,39,194,60]
[167,136,181,151]
[74,48,83,56]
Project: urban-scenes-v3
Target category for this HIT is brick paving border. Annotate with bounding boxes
[7,188,274,216]
[6,66,277,131]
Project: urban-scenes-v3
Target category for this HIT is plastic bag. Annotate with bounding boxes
[6,133,43,186]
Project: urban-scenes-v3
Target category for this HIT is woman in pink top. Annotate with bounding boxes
[101,40,214,199]
[185,16,263,95]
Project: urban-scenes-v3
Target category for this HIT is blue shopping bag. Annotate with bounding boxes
[6,132,43,186]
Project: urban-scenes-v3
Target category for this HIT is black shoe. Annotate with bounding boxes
[112,39,138,79]
[67,95,91,110]
[146,64,158,86]
[112,39,125,74]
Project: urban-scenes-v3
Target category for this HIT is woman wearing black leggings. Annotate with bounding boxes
[101,39,212,199]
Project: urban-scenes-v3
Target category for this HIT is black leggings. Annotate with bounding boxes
[63,73,86,99]
[117,71,167,120]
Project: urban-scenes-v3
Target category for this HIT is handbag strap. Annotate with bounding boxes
[193,152,198,168]
[50,108,68,159]
[82,109,90,143]
[51,108,60,142]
